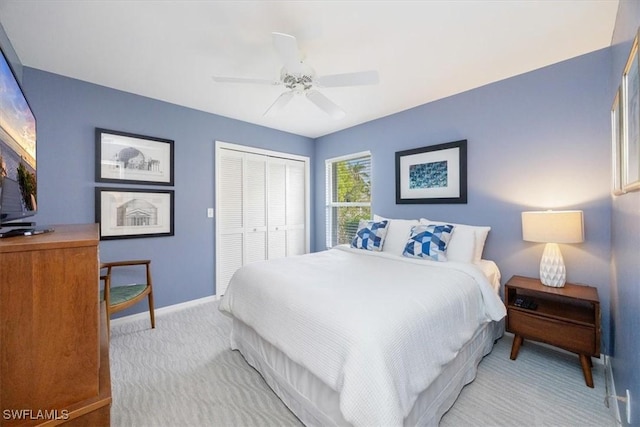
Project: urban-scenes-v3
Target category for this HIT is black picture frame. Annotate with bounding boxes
[95,128,174,186]
[395,140,467,204]
[95,187,174,240]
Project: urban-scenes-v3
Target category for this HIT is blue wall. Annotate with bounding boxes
[609,1,640,425]
[21,68,314,316]
[314,49,613,350]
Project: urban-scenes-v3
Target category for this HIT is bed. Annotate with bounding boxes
[219,217,506,426]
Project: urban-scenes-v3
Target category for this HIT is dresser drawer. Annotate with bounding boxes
[507,309,597,355]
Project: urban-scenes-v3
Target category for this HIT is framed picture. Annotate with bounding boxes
[395,140,467,204]
[622,32,640,192]
[612,87,625,195]
[95,128,174,185]
[95,187,174,240]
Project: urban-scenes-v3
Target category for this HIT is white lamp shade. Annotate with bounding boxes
[521,210,584,244]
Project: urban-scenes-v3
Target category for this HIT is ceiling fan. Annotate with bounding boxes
[212,32,379,119]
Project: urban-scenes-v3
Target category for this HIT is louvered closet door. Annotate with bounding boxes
[286,159,306,256]
[244,153,268,264]
[268,158,287,260]
[268,158,306,258]
[217,149,244,295]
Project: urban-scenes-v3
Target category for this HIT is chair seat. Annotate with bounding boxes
[101,284,147,306]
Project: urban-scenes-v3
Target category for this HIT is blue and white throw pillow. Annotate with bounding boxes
[403,224,454,261]
[351,219,389,251]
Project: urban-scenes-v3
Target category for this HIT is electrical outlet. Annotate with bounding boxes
[207,208,214,218]
[627,389,631,424]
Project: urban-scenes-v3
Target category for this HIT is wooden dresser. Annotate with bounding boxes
[0,224,111,426]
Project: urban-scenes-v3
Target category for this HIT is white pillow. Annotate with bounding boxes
[373,214,420,256]
[420,218,489,263]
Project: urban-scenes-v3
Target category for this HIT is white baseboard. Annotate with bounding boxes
[110,294,220,327]
[604,355,622,425]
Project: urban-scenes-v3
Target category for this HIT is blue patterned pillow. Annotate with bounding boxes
[403,224,454,261]
[351,219,389,251]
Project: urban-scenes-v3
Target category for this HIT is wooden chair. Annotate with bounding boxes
[100,259,156,332]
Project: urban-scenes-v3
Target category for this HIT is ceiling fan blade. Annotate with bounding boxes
[213,76,279,86]
[272,32,303,74]
[316,70,379,87]
[264,91,295,117]
[306,90,345,119]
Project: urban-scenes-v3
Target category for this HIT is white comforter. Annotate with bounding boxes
[219,246,506,426]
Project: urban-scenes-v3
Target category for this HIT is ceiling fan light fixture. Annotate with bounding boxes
[213,32,378,120]
[282,73,314,91]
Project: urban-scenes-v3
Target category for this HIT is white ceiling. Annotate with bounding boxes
[0,1,619,139]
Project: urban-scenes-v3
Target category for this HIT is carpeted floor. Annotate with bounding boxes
[109,300,615,426]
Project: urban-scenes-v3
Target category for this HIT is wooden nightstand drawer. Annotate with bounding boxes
[507,309,596,355]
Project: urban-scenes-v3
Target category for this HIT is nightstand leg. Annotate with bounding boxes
[579,354,594,388]
[510,335,523,360]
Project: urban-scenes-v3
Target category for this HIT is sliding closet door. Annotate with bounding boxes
[286,159,306,256]
[268,158,306,259]
[267,158,287,259]
[215,143,309,296]
[245,153,268,264]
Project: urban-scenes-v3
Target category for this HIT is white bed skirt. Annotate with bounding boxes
[230,318,505,427]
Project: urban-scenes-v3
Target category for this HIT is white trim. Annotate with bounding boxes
[604,355,623,425]
[110,295,219,327]
[330,202,371,207]
[325,151,373,248]
[216,140,309,163]
[325,150,371,164]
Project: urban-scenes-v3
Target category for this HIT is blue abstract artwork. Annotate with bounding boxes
[409,161,448,189]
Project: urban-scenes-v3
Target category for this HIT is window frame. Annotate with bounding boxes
[325,150,372,248]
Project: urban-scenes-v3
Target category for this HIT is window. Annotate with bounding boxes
[325,151,372,247]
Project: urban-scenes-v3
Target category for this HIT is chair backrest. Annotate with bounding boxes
[100,259,155,331]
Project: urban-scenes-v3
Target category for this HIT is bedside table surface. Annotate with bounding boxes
[507,275,599,303]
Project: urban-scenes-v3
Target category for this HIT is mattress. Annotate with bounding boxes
[476,259,501,293]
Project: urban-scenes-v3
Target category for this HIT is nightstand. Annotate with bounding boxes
[505,275,600,388]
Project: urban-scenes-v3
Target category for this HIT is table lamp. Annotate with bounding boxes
[521,210,584,287]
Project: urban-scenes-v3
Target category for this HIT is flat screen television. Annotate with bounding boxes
[0,44,38,234]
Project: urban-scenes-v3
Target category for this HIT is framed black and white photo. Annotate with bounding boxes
[622,32,640,192]
[95,187,174,240]
[95,128,174,185]
[395,140,467,204]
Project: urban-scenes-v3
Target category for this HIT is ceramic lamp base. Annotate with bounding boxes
[539,242,566,287]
